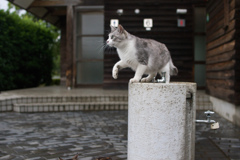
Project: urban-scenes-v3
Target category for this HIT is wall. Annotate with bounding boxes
[206,0,240,105]
[210,96,240,127]
[104,0,194,89]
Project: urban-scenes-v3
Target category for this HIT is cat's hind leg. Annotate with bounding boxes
[160,62,170,83]
[140,72,157,82]
[163,71,170,83]
[130,64,147,83]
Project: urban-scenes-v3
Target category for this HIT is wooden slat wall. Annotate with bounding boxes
[103,0,194,89]
[206,0,240,104]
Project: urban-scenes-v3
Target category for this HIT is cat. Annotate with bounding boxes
[106,24,178,83]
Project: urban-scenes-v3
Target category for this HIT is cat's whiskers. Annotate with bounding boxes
[103,43,115,54]
[96,43,105,55]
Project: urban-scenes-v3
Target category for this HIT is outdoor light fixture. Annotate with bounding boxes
[117,9,123,16]
[135,9,140,14]
[176,9,187,14]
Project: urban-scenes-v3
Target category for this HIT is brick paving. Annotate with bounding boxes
[195,111,240,160]
[0,111,127,160]
[0,110,239,160]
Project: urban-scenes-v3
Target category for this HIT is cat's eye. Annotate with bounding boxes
[111,35,115,39]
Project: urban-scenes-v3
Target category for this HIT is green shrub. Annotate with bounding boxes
[0,10,56,91]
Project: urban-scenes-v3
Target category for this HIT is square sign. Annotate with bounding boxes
[110,19,119,27]
[144,18,153,28]
[177,19,186,27]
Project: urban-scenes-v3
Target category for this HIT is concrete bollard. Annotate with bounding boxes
[128,82,196,160]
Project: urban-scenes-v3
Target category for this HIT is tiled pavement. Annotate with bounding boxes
[0,110,240,160]
[0,86,239,160]
[195,111,240,160]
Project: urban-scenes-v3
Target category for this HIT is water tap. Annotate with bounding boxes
[196,110,220,129]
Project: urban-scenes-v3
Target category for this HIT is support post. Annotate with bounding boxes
[128,82,196,160]
[60,22,67,86]
[66,5,74,88]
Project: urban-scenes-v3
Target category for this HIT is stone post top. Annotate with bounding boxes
[129,82,197,87]
[129,82,197,94]
[129,82,196,85]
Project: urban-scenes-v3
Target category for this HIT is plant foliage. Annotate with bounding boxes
[0,10,58,91]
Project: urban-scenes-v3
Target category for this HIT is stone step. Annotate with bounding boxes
[13,101,128,113]
[15,95,128,103]
[1,91,213,112]
[0,95,128,112]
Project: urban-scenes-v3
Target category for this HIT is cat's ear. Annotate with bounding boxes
[110,25,117,32]
[118,24,128,38]
[118,24,125,34]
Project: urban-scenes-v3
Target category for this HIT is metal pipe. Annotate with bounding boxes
[195,119,216,124]
[195,110,216,124]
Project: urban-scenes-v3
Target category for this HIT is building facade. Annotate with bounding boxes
[8,0,240,125]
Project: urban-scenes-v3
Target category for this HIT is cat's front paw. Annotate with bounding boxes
[129,78,139,83]
[112,68,118,79]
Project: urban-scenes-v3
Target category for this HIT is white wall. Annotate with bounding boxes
[210,96,240,127]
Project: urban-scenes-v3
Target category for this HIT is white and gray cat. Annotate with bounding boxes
[106,24,178,83]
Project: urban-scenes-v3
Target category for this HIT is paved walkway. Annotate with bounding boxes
[0,86,240,159]
[0,110,240,160]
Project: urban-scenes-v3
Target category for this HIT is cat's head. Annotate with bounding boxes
[58,154,78,160]
[106,24,128,48]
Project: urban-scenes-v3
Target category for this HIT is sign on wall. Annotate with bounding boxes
[177,19,186,27]
[143,18,153,31]
[110,19,119,27]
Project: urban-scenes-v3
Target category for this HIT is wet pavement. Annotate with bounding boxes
[0,111,239,160]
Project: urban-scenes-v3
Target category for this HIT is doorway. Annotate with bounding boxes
[75,6,104,86]
[194,7,206,89]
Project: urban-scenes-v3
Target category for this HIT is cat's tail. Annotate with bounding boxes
[169,59,178,76]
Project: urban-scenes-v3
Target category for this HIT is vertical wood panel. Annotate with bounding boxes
[206,0,240,104]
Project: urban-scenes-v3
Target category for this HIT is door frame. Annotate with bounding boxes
[73,6,104,87]
[193,5,207,90]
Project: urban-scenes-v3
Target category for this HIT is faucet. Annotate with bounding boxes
[153,72,166,83]
[196,110,216,124]
[196,110,220,129]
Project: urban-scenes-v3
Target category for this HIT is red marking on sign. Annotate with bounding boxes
[180,20,184,26]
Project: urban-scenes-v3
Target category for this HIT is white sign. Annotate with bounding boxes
[144,18,153,28]
[110,19,119,27]
[144,18,153,31]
